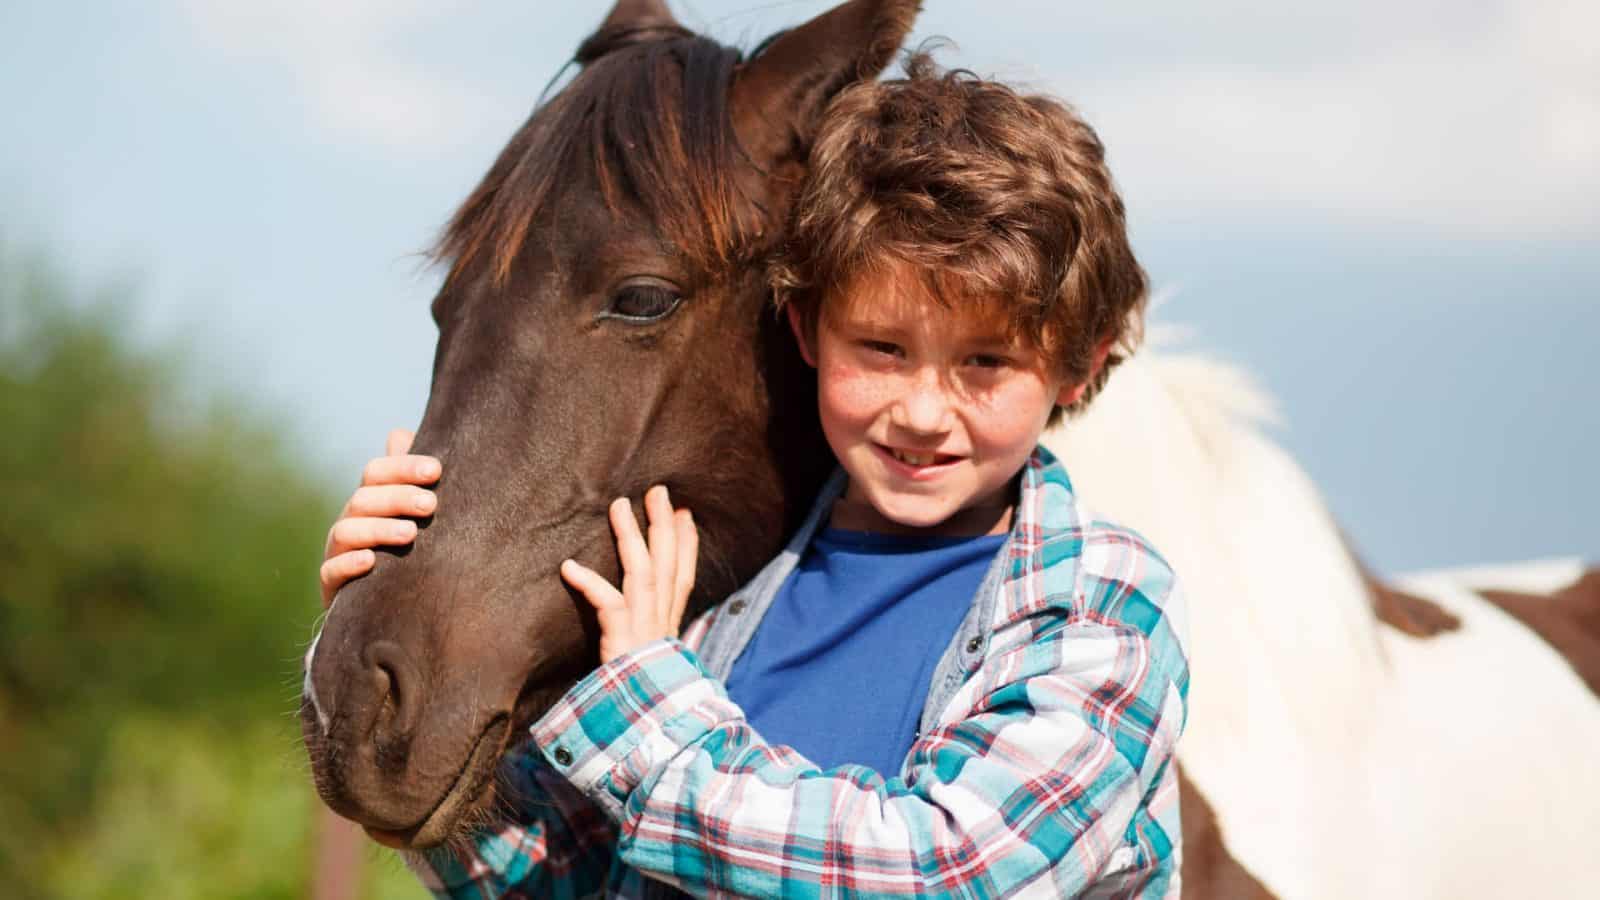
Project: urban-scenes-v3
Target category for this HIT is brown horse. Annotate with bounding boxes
[302,0,914,851]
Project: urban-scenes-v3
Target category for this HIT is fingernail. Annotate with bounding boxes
[391,522,416,539]
[414,492,436,513]
[417,460,439,480]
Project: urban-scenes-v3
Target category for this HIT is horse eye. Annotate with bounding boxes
[604,285,682,323]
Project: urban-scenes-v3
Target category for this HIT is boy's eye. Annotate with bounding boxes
[966,354,1008,369]
[862,340,903,358]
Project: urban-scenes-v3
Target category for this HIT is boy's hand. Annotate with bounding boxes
[320,429,440,609]
[560,485,698,665]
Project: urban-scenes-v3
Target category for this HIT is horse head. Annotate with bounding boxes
[301,0,922,851]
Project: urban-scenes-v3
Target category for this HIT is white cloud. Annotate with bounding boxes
[175,0,512,159]
[172,0,1598,238]
[1001,0,1600,238]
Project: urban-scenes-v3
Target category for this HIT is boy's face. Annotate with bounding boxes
[790,266,1088,534]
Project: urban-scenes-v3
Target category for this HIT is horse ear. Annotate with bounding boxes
[578,0,685,65]
[730,0,921,166]
[599,0,680,33]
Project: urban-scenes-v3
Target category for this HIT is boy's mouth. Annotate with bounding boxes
[876,443,962,470]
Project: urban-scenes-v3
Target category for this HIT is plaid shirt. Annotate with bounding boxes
[411,447,1190,899]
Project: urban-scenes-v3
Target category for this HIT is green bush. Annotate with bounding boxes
[0,249,423,898]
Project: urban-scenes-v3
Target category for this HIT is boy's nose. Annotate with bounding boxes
[890,374,955,434]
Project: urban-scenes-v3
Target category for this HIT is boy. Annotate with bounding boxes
[322,55,1188,898]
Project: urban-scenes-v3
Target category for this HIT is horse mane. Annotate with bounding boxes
[1142,326,1280,458]
[1049,339,1389,757]
[433,25,768,289]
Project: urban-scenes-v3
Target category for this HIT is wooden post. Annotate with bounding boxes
[310,801,364,900]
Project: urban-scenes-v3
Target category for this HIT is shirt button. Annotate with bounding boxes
[965,636,984,654]
[728,598,748,615]
[553,747,573,767]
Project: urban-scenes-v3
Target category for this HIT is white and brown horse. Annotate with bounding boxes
[1050,347,1600,897]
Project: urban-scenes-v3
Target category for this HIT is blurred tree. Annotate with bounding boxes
[0,247,424,898]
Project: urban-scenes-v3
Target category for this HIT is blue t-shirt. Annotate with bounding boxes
[724,526,1006,778]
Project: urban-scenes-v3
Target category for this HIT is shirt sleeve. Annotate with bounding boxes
[528,574,1188,898]
[405,736,617,900]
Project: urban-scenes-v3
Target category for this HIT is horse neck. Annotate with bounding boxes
[1042,350,1386,757]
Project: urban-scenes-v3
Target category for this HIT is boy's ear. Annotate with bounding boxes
[786,304,819,368]
[1056,335,1118,408]
[1057,382,1089,409]
[730,0,921,167]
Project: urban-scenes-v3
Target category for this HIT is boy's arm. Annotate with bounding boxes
[534,560,1188,898]
[405,738,617,900]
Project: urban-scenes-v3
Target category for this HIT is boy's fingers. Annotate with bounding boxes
[609,497,653,583]
[671,509,697,634]
[320,549,375,608]
[385,429,415,457]
[361,455,441,487]
[644,486,677,615]
[560,559,623,611]
[343,485,436,519]
[326,517,418,557]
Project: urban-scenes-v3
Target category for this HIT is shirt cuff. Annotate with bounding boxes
[530,638,738,812]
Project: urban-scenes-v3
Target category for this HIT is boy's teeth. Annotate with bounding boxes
[891,449,937,466]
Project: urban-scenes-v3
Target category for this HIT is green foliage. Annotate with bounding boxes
[40,718,313,899]
[0,249,424,897]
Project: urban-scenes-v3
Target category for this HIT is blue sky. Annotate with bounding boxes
[3,0,1595,574]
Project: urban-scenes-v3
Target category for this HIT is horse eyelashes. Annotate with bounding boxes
[605,285,683,322]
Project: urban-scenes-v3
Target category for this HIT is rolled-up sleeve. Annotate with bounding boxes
[531,580,1187,900]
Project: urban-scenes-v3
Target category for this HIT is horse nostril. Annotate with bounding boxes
[363,640,422,743]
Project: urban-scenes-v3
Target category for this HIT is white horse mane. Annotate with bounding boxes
[1047,326,1386,758]
[1144,327,1280,430]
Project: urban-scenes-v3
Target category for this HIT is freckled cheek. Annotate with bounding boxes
[817,361,893,430]
[968,382,1055,456]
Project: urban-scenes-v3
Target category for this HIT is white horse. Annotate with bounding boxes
[1043,338,1600,898]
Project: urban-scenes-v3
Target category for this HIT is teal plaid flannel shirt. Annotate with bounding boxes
[409,446,1190,899]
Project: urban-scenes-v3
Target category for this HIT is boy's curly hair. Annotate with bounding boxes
[770,51,1148,420]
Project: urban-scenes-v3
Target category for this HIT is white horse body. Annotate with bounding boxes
[1042,349,1600,898]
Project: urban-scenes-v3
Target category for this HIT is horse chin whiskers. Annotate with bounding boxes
[399,733,516,856]
[446,735,566,851]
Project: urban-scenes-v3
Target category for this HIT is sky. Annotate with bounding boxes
[3,0,1595,574]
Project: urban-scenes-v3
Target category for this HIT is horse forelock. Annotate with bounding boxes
[433,29,771,292]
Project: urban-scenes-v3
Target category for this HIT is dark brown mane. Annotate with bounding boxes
[434,28,768,289]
